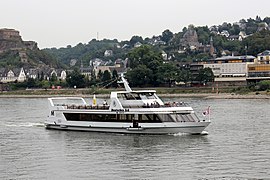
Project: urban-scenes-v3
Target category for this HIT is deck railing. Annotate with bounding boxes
[65,104,110,110]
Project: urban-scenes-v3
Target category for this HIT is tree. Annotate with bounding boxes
[256,80,270,91]
[91,69,96,82]
[130,35,144,46]
[50,73,57,82]
[196,26,211,45]
[112,69,118,79]
[26,78,37,88]
[66,69,85,88]
[126,65,153,87]
[97,70,103,80]
[111,69,119,88]
[128,45,163,69]
[127,45,163,86]
[243,30,270,55]
[229,24,240,35]
[263,17,270,24]
[195,67,214,84]
[39,80,50,89]
[102,70,111,83]
[177,69,191,86]
[161,29,174,44]
[156,63,179,86]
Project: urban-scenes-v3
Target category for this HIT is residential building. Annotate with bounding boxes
[248,64,270,77]
[80,67,92,79]
[104,50,113,57]
[0,67,26,83]
[90,58,106,68]
[220,30,230,37]
[161,51,168,60]
[204,55,255,78]
[70,59,78,67]
[134,42,142,48]
[257,50,270,64]
[25,68,38,79]
[246,50,270,83]
[48,69,66,81]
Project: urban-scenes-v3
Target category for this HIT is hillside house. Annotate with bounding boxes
[0,67,26,83]
[104,50,113,57]
[257,50,270,64]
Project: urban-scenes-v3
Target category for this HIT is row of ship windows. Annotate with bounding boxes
[63,113,197,123]
[64,113,167,122]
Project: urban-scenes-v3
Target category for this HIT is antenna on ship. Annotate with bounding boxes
[118,73,132,92]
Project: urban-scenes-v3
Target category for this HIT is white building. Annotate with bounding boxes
[199,55,256,86]
[104,50,113,57]
[204,63,248,77]
[0,68,26,83]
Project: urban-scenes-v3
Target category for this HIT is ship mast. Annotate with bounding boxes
[118,74,132,92]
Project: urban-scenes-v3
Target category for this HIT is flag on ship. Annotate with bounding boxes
[93,94,97,106]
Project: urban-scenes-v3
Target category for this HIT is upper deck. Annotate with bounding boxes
[47,75,193,113]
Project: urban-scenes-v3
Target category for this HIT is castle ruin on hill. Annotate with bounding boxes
[0,28,38,53]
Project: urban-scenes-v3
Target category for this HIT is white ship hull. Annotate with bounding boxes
[45,120,210,135]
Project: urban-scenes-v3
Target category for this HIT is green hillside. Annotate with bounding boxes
[0,49,65,69]
[44,16,270,67]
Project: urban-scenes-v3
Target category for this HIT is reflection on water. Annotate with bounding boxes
[0,98,270,179]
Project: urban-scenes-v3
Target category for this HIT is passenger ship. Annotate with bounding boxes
[45,75,210,134]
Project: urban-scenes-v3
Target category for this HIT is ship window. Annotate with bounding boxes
[138,114,162,122]
[158,114,174,122]
[64,113,164,123]
[64,113,133,122]
[146,93,156,99]
[118,114,134,121]
[175,113,199,122]
[119,92,157,100]
[124,93,141,100]
[137,92,156,99]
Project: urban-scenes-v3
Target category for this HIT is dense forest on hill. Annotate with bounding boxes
[44,16,270,67]
[0,49,64,69]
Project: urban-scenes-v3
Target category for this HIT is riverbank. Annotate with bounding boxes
[0,86,269,99]
[0,92,269,99]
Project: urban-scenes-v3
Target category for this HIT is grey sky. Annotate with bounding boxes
[1,0,269,48]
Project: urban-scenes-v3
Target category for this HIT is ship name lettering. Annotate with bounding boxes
[111,109,129,112]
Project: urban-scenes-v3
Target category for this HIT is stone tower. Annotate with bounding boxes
[209,36,215,56]
[180,25,200,48]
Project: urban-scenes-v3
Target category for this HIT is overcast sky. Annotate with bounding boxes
[1,0,269,48]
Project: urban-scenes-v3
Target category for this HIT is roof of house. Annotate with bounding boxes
[0,68,23,77]
[109,67,127,74]
[215,55,256,61]
[258,50,270,56]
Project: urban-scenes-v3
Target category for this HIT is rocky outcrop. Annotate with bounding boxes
[0,28,38,53]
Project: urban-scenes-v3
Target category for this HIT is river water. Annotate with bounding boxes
[0,97,269,179]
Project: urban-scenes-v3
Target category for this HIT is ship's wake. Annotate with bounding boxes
[3,122,44,127]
